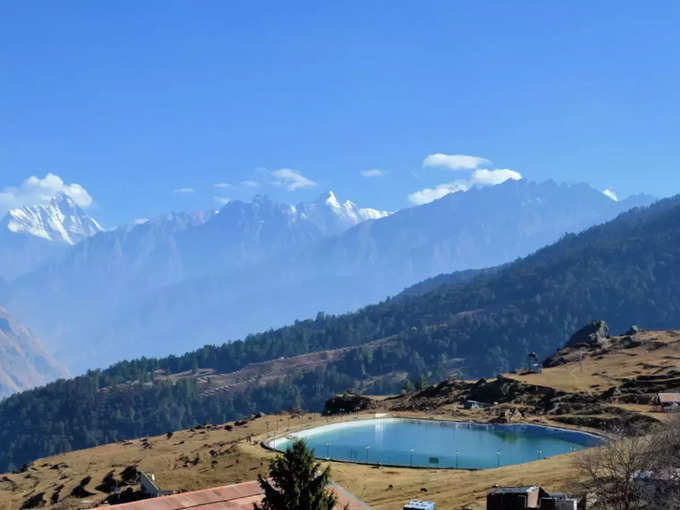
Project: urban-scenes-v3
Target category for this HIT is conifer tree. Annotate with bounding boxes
[254,439,343,510]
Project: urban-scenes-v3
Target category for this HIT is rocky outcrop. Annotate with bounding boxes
[389,375,564,414]
[544,324,662,369]
[545,321,612,367]
[566,320,610,348]
[324,393,377,415]
[491,407,525,424]
[389,378,472,412]
[624,325,643,336]
[468,375,559,406]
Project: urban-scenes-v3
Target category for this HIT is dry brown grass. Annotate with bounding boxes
[0,415,285,510]
[0,410,601,510]
[506,330,680,394]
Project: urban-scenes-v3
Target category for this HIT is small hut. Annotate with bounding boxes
[487,486,551,510]
[653,393,680,412]
[404,501,435,510]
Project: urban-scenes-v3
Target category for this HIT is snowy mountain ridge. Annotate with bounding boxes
[296,191,390,235]
[114,191,388,237]
[3,193,102,245]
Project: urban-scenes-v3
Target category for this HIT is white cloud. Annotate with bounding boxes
[360,169,385,178]
[471,168,522,185]
[242,180,260,188]
[408,182,469,205]
[602,188,619,202]
[173,187,195,194]
[133,218,150,225]
[0,173,93,215]
[213,182,231,189]
[271,169,317,191]
[408,167,523,205]
[214,196,232,205]
[423,153,491,171]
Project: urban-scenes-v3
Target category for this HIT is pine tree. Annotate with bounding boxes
[254,439,343,510]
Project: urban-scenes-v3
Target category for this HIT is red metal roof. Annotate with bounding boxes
[93,480,371,510]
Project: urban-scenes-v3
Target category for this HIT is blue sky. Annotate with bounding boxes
[1,1,679,226]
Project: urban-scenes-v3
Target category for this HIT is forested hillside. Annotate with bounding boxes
[2,194,680,472]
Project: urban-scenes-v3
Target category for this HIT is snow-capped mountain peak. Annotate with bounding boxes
[298,191,390,235]
[3,193,103,245]
[324,190,341,209]
[208,191,389,237]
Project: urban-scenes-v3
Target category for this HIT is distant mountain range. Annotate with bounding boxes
[286,180,654,289]
[0,307,67,399]
[0,184,678,472]
[60,180,651,370]
[0,191,390,371]
[0,194,102,281]
[0,181,655,376]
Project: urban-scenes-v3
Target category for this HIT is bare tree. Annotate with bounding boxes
[576,418,680,510]
[643,416,680,509]
[576,433,652,510]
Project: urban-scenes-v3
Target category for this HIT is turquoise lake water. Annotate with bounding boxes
[271,418,602,469]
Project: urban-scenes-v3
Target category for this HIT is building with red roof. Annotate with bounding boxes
[92,479,371,510]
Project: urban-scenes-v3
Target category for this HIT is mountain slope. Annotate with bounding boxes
[71,180,654,368]
[0,307,68,399]
[293,180,653,286]
[0,191,679,472]
[0,194,102,281]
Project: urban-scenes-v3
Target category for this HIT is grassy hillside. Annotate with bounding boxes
[1,195,680,472]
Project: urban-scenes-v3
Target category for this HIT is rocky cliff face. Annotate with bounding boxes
[565,320,610,348]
